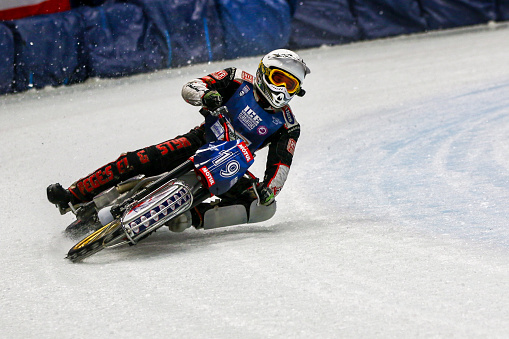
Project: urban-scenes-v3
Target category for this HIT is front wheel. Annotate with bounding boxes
[66,221,125,263]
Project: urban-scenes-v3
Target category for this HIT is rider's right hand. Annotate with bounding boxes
[201,90,223,111]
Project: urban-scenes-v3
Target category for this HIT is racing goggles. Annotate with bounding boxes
[264,67,301,94]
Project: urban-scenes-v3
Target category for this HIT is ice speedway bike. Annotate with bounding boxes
[64,107,271,262]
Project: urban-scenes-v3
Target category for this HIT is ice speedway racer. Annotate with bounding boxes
[48,49,310,262]
[64,107,278,262]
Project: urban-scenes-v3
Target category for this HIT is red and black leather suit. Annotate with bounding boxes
[67,67,300,205]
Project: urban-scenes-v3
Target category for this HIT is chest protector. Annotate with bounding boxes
[204,82,285,153]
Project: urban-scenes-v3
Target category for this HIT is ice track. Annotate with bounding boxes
[1,24,508,338]
[307,82,509,248]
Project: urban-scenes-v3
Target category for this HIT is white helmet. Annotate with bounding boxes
[255,49,311,108]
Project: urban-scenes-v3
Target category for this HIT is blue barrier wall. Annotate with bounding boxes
[216,0,291,59]
[0,0,290,94]
[80,4,166,78]
[500,0,509,21]
[422,0,496,29]
[128,0,225,68]
[0,0,507,95]
[290,0,506,49]
[5,10,86,92]
[352,0,428,39]
[287,0,361,49]
[0,23,14,94]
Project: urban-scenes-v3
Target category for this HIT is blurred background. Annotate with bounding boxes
[1,0,508,96]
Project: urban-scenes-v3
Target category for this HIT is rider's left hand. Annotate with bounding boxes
[257,186,275,206]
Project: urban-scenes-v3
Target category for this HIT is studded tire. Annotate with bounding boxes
[66,221,124,263]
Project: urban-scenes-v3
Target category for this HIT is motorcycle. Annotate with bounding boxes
[63,107,273,262]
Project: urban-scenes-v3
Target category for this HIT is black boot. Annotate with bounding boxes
[47,183,73,210]
[190,204,210,229]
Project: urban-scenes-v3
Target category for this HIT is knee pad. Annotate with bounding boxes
[202,200,277,230]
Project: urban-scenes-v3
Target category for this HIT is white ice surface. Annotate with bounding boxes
[1,24,508,338]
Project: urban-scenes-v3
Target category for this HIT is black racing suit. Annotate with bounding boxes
[68,67,300,210]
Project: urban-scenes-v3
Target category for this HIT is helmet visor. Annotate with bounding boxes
[267,68,300,94]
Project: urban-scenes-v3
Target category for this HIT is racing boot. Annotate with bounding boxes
[47,183,74,211]
[190,205,206,229]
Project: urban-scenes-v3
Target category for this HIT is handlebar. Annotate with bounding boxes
[201,106,237,142]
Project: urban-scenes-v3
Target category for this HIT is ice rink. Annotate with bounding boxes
[1,23,508,338]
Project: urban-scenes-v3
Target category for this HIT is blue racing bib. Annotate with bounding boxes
[204,82,285,153]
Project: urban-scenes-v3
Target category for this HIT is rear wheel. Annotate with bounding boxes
[66,221,124,263]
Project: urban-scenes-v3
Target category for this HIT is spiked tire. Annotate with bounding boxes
[66,221,125,263]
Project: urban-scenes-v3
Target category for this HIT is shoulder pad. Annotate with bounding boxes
[209,69,229,80]
[201,68,237,86]
[232,68,254,84]
[281,106,299,129]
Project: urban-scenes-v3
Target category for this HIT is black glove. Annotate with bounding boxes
[201,90,223,111]
[257,185,275,206]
